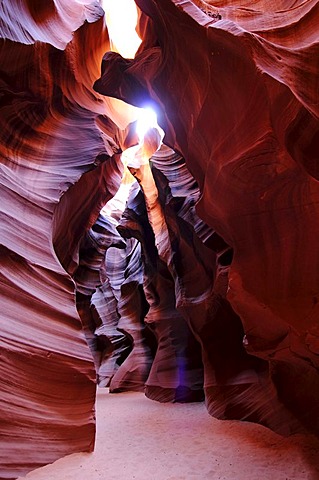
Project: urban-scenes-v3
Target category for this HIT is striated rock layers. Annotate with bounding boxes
[0,2,121,479]
[94,0,319,435]
[1,0,319,478]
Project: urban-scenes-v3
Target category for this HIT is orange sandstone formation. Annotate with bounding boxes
[1,0,319,478]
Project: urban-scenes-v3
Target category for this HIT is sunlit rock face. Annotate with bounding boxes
[1,0,319,478]
[95,0,319,435]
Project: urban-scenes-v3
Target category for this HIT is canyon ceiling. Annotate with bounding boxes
[1,0,319,479]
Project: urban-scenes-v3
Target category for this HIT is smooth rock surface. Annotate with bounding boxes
[95,0,319,435]
[1,0,319,478]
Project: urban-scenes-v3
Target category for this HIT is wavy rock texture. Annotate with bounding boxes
[1,0,319,478]
[118,159,206,402]
[94,0,319,435]
[0,3,127,479]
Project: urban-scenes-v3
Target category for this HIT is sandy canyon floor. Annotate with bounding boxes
[17,388,319,480]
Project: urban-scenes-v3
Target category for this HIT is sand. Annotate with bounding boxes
[17,388,319,480]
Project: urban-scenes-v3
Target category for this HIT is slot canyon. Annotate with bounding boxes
[1,0,319,479]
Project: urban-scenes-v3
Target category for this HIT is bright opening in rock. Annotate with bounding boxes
[101,106,164,224]
[101,0,142,58]
[136,107,160,142]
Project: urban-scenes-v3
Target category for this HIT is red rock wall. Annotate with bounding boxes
[94,0,319,435]
[0,3,119,479]
[1,0,319,478]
